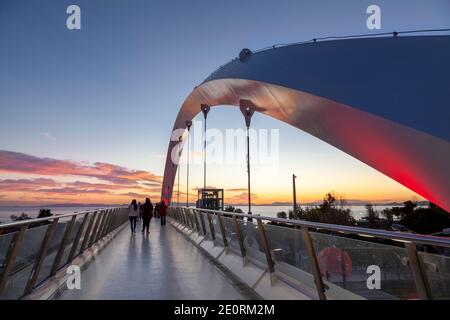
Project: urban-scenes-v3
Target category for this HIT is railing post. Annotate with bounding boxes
[183,209,189,228]
[106,208,116,233]
[180,208,186,226]
[24,218,59,295]
[233,215,246,258]
[50,215,76,276]
[88,210,103,248]
[182,208,190,228]
[192,210,201,233]
[198,210,207,236]
[301,226,327,300]
[109,209,118,231]
[217,213,228,247]
[96,209,108,240]
[256,218,275,279]
[405,242,432,300]
[94,209,109,242]
[79,212,97,254]
[0,224,28,295]
[100,209,112,238]
[175,208,181,225]
[68,213,89,262]
[206,212,216,241]
[186,208,193,229]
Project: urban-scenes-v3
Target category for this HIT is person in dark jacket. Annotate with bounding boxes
[138,201,142,221]
[141,198,153,233]
[154,202,160,218]
[159,200,168,226]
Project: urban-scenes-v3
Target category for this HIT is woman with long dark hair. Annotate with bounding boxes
[128,199,139,233]
[141,198,153,233]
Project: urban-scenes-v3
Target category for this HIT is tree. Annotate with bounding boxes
[38,208,53,218]
[277,211,287,219]
[382,208,395,225]
[10,213,31,221]
[365,204,379,228]
[290,192,356,226]
[381,201,450,234]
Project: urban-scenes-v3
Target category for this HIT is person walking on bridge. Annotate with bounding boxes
[141,198,153,233]
[128,199,139,233]
[154,202,160,218]
[159,200,167,226]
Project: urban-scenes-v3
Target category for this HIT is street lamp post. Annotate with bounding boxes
[185,120,192,207]
[240,101,255,217]
[201,104,210,208]
[177,136,182,207]
[292,174,298,216]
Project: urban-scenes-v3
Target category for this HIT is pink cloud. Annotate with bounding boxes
[0,150,163,203]
[0,150,162,186]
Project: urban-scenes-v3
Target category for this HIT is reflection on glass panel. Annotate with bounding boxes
[200,212,212,241]
[35,218,71,285]
[221,216,241,255]
[238,219,267,267]
[310,231,418,300]
[0,232,15,277]
[1,224,48,299]
[60,216,84,266]
[189,210,199,233]
[192,211,203,234]
[210,215,224,246]
[419,251,450,299]
[74,214,94,255]
[263,223,311,274]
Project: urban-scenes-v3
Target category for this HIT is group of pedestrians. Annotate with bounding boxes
[128,198,168,233]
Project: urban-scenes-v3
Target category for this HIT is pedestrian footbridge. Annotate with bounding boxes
[0,207,449,300]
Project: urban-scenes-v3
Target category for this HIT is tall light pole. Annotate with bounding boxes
[240,101,255,217]
[177,136,182,207]
[201,104,210,208]
[292,174,297,216]
[185,120,192,207]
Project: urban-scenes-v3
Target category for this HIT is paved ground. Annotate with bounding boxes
[59,218,254,300]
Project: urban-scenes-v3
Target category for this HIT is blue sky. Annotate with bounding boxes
[0,0,449,205]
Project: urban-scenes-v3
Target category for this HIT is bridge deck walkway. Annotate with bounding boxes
[59,218,254,300]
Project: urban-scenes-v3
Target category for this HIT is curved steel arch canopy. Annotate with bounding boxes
[161,35,450,212]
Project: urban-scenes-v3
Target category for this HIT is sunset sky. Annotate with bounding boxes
[1,0,449,206]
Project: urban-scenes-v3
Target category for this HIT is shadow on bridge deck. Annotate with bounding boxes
[57,219,257,300]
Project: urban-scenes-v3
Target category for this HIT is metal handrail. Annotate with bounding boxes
[170,206,447,300]
[0,207,122,229]
[177,206,450,249]
[0,206,129,299]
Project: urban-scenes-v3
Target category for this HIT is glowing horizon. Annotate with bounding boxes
[0,149,424,207]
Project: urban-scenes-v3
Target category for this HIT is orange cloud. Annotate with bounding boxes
[0,150,162,205]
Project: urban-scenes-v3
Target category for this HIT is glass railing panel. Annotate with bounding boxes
[210,214,224,246]
[1,223,48,299]
[35,217,71,285]
[36,217,82,284]
[263,223,311,276]
[73,214,94,255]
[309,231,418,300]
[238,219,267,267]
[200,212,213,241]
[0,231,15,278]
[220,216,241,255]
[418,251,450,299]
[188,210,198,232]
[59,216,84,265]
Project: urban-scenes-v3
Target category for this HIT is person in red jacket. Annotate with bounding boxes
[159,200,168,226]
[141,198,153,233]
